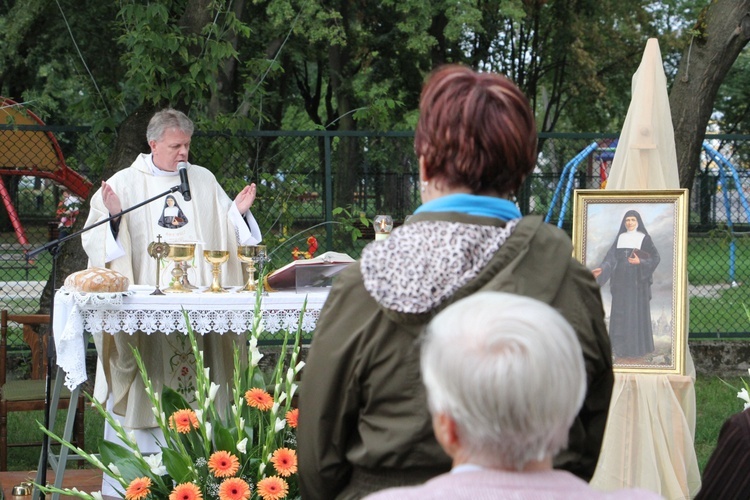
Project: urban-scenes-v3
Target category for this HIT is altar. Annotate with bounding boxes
[52,285,329,391]
[36,286,329,499]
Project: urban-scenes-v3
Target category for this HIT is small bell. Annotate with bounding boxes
[11,482,33,500]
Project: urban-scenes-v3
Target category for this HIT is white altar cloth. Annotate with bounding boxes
[53,285,329,391]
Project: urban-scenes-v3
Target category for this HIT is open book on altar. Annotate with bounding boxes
[266,251,355,291]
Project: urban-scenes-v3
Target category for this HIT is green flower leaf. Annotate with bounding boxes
[213,422,235,453]
[99,441,150,483]
[162,447,192,483]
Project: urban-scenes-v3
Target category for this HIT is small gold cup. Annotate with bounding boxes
[204,250,230,293]
[237,245,267,292]
[163,243,196,293]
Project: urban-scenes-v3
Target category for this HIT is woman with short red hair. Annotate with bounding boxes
[298,65,614,500]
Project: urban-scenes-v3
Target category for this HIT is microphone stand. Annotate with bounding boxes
[28,185,181,499]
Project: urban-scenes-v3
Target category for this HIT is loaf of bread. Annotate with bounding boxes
[64,267,130,293]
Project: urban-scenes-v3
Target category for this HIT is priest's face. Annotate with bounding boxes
[150,127,191,172]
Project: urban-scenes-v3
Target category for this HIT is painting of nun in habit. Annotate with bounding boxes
[592,209,660,359]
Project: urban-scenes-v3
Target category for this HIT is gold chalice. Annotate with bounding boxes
[237,245,267,292]
[204,250,230,293]
[163,243,196,293]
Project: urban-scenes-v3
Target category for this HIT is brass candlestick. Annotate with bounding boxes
[203,250,230,293]
[237,245,267,292]
[163,243,196,293]
[147,236,170,296]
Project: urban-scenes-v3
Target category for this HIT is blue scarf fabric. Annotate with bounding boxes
[414,193,521,221]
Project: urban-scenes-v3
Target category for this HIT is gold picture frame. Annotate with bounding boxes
[572,189,689,375]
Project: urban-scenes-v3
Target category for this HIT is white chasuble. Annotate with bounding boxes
[81,154,261,428]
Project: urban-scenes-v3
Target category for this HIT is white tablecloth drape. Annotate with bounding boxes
[53,285,329,391]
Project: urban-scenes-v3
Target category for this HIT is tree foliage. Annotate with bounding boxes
[1,0,748,192]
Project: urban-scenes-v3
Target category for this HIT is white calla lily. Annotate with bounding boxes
[237,437,248,454]
[209,382,220,402]
[144,452,168,476]
[738,387,750,410]
[275,417,286,432]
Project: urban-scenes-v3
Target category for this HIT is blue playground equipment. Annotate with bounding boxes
[703,142,750,285]
[544,140,617,227]
[545,139,747,285]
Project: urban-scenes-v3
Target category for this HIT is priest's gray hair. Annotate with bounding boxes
[421,291,586,471]
[147,108,195,143]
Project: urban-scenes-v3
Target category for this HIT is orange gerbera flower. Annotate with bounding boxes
[218,477,251,500]
[270,447,298,477]
[208,450,241,478]
[285,408,299,429]
[169,482,203,500]
[244,388,274,411]
[125,477,152,500]
[169,409,200,433]
[256,476,289,500]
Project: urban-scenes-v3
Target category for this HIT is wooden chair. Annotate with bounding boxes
[0,310,85,471]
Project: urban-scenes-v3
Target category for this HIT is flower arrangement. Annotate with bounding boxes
[38,288,305,500]
[291,236,318,260]
[56,191,81,228]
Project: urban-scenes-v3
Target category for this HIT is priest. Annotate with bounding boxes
[81,108,262,494]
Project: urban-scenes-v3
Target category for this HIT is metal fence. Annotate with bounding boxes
[2,126,750,345]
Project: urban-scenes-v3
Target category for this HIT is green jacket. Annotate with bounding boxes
[298,213,614,500]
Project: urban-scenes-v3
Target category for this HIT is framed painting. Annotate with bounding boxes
[572,189,689,374]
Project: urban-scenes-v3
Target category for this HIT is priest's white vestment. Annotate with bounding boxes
[81,153,262,428]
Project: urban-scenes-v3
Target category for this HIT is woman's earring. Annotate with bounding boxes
[420,180,429,193]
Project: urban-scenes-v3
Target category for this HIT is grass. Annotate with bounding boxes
[694,375,746,471]
[690,286,750,335]
[4,374,747,476]
[688,235,750,286]
[6,405,104,472]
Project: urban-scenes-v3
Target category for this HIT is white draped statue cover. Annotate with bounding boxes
[589,38,701,499]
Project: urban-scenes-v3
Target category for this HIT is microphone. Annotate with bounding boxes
[177,162,191,201]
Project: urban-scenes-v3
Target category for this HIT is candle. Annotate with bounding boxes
[373,215,393,240]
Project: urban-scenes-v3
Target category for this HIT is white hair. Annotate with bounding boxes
[146,108,194,143]
[421,292,586,470]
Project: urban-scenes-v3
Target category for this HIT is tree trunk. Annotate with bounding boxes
[670,0,750,189]
[328,43,359,208]
[208,0,246,117]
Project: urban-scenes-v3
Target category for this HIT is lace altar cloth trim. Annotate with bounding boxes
[54,288,323,391]
[76,307,320,335]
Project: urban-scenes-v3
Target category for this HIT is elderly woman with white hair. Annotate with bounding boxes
[365,292,662,500]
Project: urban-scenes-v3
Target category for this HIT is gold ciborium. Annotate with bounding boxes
[163,243,196,293]
[203,250,230,293]
[237,245,267,292]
